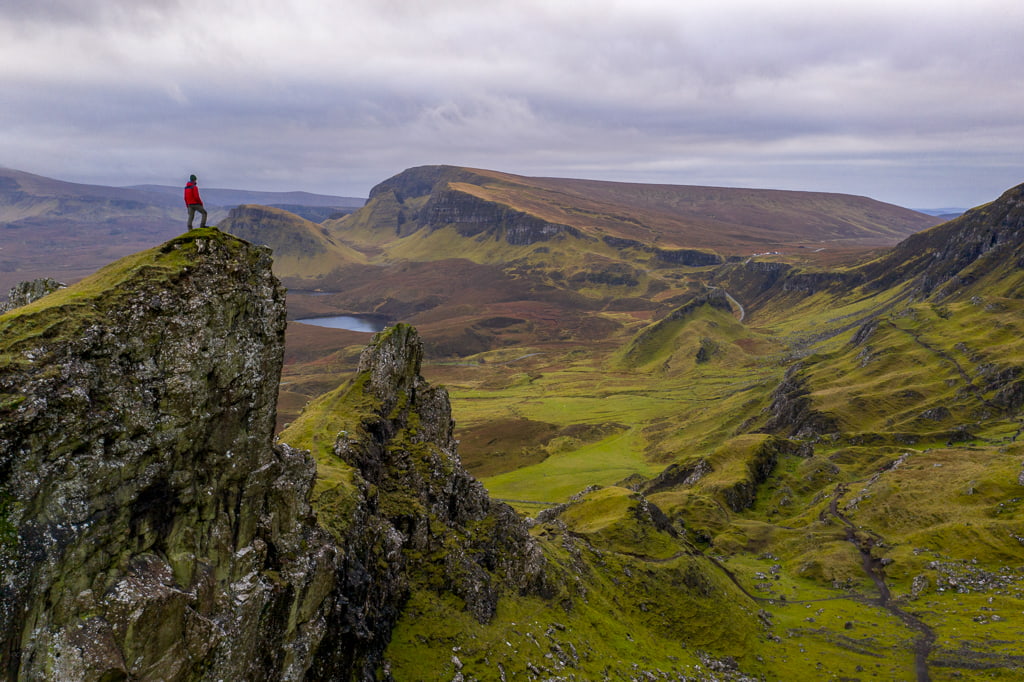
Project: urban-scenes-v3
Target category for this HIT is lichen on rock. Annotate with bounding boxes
[0,277,65,313]
[285,323,552,641]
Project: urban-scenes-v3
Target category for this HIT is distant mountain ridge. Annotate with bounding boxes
[362,165,942,251]
[211,164,950,367]
[2,163,939,303]
[128,184,365,209]
[0,167,366,295]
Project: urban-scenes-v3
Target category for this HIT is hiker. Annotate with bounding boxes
[184,174,208,229]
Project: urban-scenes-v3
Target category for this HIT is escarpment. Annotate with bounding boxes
[425,188,585,245]
[1,230,553,681]
[860,182,1024,297]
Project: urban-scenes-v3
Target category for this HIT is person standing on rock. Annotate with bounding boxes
[184,174,208,230]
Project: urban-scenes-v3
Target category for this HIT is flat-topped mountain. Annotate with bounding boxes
[221,165,939,367]
[356,165,941,251]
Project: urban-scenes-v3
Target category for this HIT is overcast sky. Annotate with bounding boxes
[2,0,1022,208]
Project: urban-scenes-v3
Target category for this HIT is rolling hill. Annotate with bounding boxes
[242,165,943,406]
[265,176,1024,680]
[218,205,367,279]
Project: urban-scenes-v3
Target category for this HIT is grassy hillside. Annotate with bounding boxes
[275,177,1024,679]
[218,204,366,281]
[271,165,942,399]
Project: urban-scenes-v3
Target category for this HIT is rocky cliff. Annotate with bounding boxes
[0,277,65,313]
[0,230,344,680]
[282,323,553,678]
[364,166,589,247]
[0,229,553,681]
[860,182,1024,298]
[424,188,586,246]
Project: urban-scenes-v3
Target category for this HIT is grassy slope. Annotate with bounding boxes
[217,204,366,281]
[278,330,766,680]
[405,259,1024,679]
[0,227,226,353]
[271,174,1024,679]
[384,166,941,249]
[385,487,767,680]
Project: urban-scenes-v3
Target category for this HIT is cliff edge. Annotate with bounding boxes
[0,230,341,680]
[0,229,552,681]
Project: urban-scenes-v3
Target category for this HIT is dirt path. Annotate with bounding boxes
[826,483,936,682]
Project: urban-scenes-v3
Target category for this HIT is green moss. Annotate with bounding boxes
[0,393,25,410]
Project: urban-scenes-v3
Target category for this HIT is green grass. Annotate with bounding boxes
[0,228,231,355]
[387,508,764,680]
[418,283,1024,678]
[482,427,662,503]
[277,371,377,542]
[276,190,1024,678]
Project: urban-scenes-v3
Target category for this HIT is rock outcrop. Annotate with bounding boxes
[363,165,588,246]
[288,324,552,676]
[759,362,839,439]
[427,188,584,246]
[1,229,553,681]
[0,277,65,313]
[0,231,342,680]
[860,182,1024,297]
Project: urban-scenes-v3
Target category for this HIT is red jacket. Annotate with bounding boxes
[184,181,203,206]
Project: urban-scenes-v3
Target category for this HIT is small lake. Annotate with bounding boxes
[294,315,387,333]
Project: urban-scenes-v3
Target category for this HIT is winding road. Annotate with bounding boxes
[705,285,746,322]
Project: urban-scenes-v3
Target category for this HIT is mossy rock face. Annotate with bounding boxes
[0,230,342,680]
[0,277,65,313]
[277,323,559,676]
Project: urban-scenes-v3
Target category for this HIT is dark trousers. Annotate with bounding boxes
[187,204,208,228]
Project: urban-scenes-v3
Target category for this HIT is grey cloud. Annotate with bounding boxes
[1,0,1022,207]
[2,0,186,25]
